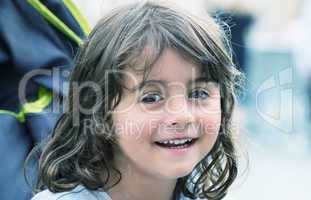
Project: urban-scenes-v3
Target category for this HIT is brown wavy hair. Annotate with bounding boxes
[27,1,243,199]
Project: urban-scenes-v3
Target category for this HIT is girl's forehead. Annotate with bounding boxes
[124,49,203,88]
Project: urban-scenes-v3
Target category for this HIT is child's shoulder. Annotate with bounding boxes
[31,185,112,200]
[179,193,205,200]
[32,186,235,200]
[179,193,236,200]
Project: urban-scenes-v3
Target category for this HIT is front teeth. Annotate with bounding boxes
[158,138,192,145]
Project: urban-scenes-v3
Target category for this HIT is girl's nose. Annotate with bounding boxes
[163,95,195,129]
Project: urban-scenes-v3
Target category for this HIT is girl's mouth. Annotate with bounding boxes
[154,138,198,149]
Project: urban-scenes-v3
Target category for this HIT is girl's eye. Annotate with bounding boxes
[140,93,163,104]
[189,88,209,99]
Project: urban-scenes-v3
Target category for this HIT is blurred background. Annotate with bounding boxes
[1,0,309,199]
[72,0,311,199]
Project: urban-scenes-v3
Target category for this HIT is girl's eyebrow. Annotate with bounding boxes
[135,77,211,91]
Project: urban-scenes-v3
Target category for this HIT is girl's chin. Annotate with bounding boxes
[159,165,195,179]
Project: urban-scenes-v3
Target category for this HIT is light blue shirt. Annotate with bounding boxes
[31,185,112,200]
[31,185,201,200]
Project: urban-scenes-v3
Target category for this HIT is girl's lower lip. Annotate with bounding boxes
[154,139,198,156]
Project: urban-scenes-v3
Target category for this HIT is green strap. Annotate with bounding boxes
[0,0,91,122]
[0,87,53,123]
[0,109,25,122]
[22,87,53,114]
[27,0,83,45]
[63,0,91,35]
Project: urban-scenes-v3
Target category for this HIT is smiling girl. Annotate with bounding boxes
[30,1,242,200]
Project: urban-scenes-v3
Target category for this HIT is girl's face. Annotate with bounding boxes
[112,48,221,180]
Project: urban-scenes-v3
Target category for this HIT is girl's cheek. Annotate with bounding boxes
[199,115,221,136]
[115,116,158,141]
